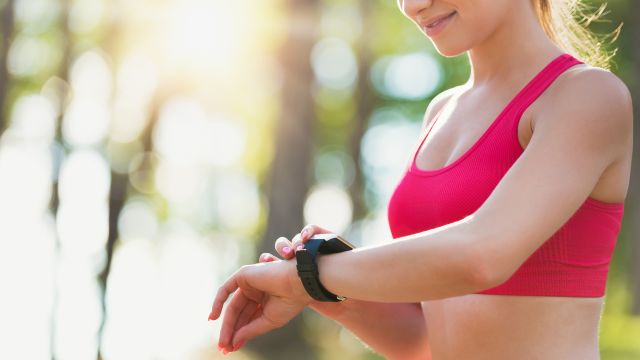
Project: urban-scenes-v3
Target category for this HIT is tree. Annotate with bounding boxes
[254,0,321,358]
[629,0,640,315]
[348,0,377,221]
[0,0,14,134]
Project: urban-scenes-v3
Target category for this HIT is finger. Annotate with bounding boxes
[219,286,264,353]
[234,299,259,333]
[230,300,260,349]
[274,237,294,259]
[231,304,263,352]
[291,233,307,253]
[292,224,329,252]
[258,252,279,263]
[218,289,249,352]
[231,315,281,350]
[209,272,240,321]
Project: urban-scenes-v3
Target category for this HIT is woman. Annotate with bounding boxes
[209,0,633,358]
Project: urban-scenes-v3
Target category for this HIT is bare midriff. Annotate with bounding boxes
[421,294,603,360]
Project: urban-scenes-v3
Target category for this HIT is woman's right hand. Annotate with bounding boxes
[258,224,352,320]
[276,224,334,259]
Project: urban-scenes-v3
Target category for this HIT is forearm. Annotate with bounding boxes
[310,300,430,359]
[317,215,491,302]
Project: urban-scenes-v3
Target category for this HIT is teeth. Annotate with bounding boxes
[427,12,453,28]
[428,19,443,28]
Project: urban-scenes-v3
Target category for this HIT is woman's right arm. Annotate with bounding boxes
[309,299,431,360]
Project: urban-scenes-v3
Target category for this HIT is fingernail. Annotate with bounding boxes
[222,348,229,355]
[234,340,245,350]
[283,246,291,255]
[301,229,308,239]
[296,245,304,251]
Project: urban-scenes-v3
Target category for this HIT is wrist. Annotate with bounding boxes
[294,235,354,302]
[308,297,363,321]
[316,253,342,298]
[285,258,314,304]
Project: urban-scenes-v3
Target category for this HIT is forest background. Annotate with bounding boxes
[0,0,638,359]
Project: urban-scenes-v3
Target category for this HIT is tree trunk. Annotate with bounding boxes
[629,0,640,315]
[95,14,123,360]
[96,95,160,359]
[49,0,72,357]
[253,0,320,358]
[0,0,15,134]
[348,0,376,221]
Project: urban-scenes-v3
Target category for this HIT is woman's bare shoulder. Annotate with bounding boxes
[530,64,633,202]
[422,85,466,131]
[533,64,633,152]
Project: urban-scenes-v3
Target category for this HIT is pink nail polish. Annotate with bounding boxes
[283,246,291,254]
[301,229,308,239]
[296,245,304,251]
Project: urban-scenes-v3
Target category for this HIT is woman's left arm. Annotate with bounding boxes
[316,70,633,302]
[211,70,632,350]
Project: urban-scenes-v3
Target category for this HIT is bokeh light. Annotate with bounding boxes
[1,0,636,359]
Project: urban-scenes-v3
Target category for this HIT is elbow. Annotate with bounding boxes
[466,251,509,291]
[463,237,511,291]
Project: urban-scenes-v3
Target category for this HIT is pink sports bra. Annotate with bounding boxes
[387,53,625,297]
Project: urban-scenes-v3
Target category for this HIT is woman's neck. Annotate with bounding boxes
[466,1,565,88]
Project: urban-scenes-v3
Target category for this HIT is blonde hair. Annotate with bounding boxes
[532,0,622,71]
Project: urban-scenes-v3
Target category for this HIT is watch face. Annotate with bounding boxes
[333,234,356,249]
[310,233,356,249]
[307,233,357,253]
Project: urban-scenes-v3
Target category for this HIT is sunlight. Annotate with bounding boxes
[165,0,251,70]
[69,0,105,34]
[0,100,56,359]
[7,33,59,77]
[314,150,356,187]
[118,198,159,243]
[53,255,103,360]
[111,53,158,143]
[154,97,247,168]
[213,173,261,232]
[57,150,110,257]
[361,110,419,208]
[155,160,205,204]
[311,37,358,90]
[10,95,56,142]
[102,221,219,359]
[371,52,442,100]
[304,184,353,235]
[64,51,112,147]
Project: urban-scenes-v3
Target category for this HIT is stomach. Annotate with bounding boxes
[420,294,604,360]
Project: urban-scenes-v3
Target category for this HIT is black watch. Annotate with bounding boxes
[295,233,356,302]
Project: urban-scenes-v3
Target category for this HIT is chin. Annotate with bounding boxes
[431,40,470,58]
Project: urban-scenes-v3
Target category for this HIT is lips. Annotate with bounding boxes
[422,11,456,28]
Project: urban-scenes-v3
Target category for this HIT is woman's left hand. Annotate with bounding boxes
[208,257,313,354]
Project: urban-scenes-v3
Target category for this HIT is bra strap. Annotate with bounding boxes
[513,54,585,113]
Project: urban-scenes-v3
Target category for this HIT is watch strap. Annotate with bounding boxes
[295,238,345,302]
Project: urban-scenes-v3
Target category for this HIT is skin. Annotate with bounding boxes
[209,0,633,358]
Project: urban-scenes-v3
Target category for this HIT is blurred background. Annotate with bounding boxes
[0,0,637,359]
